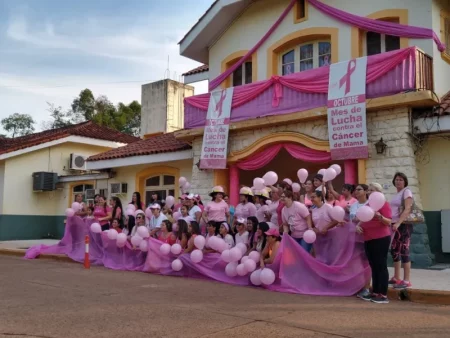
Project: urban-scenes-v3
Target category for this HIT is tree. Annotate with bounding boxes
[41,103,73,130]
[71,89,95,122]
[1,113,36,138]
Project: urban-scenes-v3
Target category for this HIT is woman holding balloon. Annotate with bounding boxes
[202,186,230,235]
[310,190,338,235]
[234,187,257,225]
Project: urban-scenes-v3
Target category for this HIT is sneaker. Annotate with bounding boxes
[356,289,371,299]
[371,295,389,304]
[361,293,375,301]
[393,280,412,289]
[388,277,399,285]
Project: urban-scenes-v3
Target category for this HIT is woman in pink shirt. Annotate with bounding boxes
[234,187,257,226]
[281,190,313,252]
[300,179,314,208]
[202,186,230,235]
[310,190,338,235]
[328,182,357,211]
[94,196,112,231]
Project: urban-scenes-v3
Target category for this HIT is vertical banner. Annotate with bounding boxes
[199,88,234,169]
[327,57,368,160]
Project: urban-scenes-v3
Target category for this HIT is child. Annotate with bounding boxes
[111,218,122,233]
[86,206,95,219]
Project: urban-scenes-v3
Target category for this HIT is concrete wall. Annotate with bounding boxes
[141,79,194,137]
[431,0,450,96]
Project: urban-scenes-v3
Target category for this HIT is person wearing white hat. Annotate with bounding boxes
[184,193,202,223]
[148,203,168,237]
[202,186,230,235]
[254,189,270,223]
[234,218,249,247]
[218,222,235,249]
[234,187,257,230]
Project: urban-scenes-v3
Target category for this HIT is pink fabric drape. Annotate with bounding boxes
[236,143,331,171]
[186,47,416,111]
[209,0,297,91]
[308,0,445,52]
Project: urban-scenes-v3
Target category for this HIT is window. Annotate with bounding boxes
[145,175,175,206]
[281,41,331,75]
[294,0,307,23]
[365,31,400,56]
[442,10,450,62]
[232,61,252,86]
[72,184,94,203]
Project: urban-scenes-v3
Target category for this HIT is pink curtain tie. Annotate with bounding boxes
[272,76,283,107]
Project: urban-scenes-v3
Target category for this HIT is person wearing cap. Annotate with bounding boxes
[218,222,235,249]
[280,190,313,252]
[234,187,257,228]
[183,194,202,223]
[148,203,168,237]
[260,228,281,268]
[203,186,230,235]
[234,218,249,247]
[255,189,270,223]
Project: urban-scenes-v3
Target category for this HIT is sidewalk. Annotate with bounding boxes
[1,240,449,304]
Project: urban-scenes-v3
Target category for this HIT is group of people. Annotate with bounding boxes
[74,171,416,305]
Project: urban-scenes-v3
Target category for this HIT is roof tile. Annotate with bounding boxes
[182,64,209,76]
[437,90,450,115]
[87,132,191,161]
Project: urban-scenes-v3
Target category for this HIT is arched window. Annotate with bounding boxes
[145,175,175,206]
[280,40,331,75]
[72,184,94,204]
[363,18,400,56]
[232,61,252,86]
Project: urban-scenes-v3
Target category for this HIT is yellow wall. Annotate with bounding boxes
[3,142,111,215]
[417,137,450,211]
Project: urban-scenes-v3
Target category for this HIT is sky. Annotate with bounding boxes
[0,0,211,133]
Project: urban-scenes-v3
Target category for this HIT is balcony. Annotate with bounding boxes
[183,47,435,130]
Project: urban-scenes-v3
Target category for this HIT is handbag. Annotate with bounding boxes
[398,189,425,224]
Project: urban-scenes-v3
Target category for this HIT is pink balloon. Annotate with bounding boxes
[323,168,337,182]
[170,243,182,255]
[139,240,148,252]
[126,208,135,216]
[229,247,243,262]
[225,262,238,277]
[173,212,181,221]
[356,206,375,222]
[292,183,301,193]
[71,202,81,212]
[194,235,206,250]
[318,168,326,176]
[297,168,308,184]
[241,256,249,264]
[236,263,248,276]
[134,209,144,218]
[236,243,247,255]
[331,164,342,175]
[137,226,149,239]
[90,222,101,233]
[165,196,175,208]
[116,233,127,247]
[182,182,191,192]
[249,251,260,263]
[127,204,136,212]
[250,269,262,286]
[262,171,278,186]
[65,208,75,217]
[260,268,276,285]
[107,229,118,240]
[130,235,142,247]
[171,259,183,271]
[160,243,171,255]
[190,249,203,263]
[253,177,265,190]
[244,259,256,273]
[303,229,316,244]
[368,192,386,211]
[283,178,293,186]
[145,207,152,219]
[221,249,232,263]
[330,206,346,222]
[178,177,187,187]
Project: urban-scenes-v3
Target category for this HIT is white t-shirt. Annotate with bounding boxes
[189,205,202,219]
[235,231,249,246]
[222,234,235,249]
[148,213,168,231]
[268,200,279,225]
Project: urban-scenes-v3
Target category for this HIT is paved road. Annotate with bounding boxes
[1,256,449,338]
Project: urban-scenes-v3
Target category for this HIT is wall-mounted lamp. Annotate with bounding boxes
[375,138,387,155]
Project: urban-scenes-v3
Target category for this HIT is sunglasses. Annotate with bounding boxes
[136,216,143,219]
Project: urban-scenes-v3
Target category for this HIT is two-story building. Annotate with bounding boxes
[176,0,450,266]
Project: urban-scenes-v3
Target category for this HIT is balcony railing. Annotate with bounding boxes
[184,47,434,129]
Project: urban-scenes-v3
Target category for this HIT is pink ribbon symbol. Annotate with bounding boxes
[339,59,357,95]
[271,76,283,107]
[215,90,227,118]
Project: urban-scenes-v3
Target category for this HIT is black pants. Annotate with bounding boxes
[364,235,390,296]
[101,223,110,231]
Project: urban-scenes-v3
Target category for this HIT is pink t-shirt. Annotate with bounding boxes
[234,202,257,220]
[93,206,112,226]
[281,201,310,238]
[390,188,413,223]
[304,194,312,207]
[311,203,333,231]
[205,200,229,222]
[256,204,269,222]
[361,202,392,241]
[335,196,357,209]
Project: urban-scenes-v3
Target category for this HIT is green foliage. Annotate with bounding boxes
[1,113,36,138]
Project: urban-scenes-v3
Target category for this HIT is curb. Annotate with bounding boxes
[2,249,449,305]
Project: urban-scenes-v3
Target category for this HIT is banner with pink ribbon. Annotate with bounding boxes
[327,57,369,160]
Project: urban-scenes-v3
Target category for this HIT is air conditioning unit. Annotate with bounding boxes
[110,183,128,195]
[70,153,88,170]
[32,172,58,191]
[85,189,96,199]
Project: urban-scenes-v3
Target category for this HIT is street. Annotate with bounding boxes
[0,256,449,338]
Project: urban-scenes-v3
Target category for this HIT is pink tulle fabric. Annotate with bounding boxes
[25,217,370,296]
[236,143,331,170]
